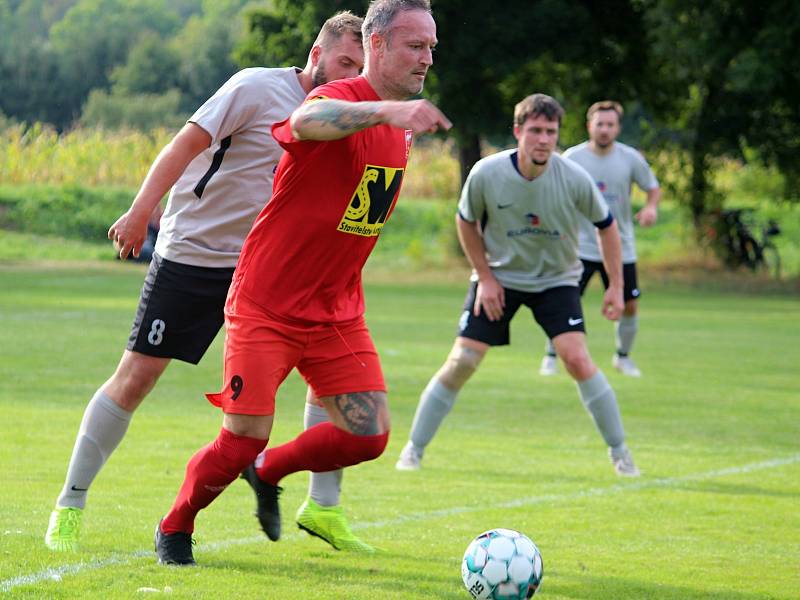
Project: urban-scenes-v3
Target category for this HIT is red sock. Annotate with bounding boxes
[161,428,266,534]
[256,422,388,485]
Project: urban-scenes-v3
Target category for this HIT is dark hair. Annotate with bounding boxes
[586,100,624,122]
[315,11,364,48]
[513,94,564,127]
[362,0,431,40]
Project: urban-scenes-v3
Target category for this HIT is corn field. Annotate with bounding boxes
[0,124,462,200]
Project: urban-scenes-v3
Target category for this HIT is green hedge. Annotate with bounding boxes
[1,184,797,277]
[0,184,135,242]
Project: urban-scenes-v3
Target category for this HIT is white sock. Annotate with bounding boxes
[305,403,342,507]
[409,378,457,452]
[56,390,132,510]
[544,339,556,357]
[576,371,625,449]
[615,315,639,356]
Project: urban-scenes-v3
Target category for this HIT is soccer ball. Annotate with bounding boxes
[461,528,543,599]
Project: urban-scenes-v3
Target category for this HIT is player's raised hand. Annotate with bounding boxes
[381,99,452,135]
[108,208,149,260]
[475,275,505,322]
[601,285,624,321]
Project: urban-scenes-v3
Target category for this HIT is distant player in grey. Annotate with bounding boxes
[540,101,660,378]
[396,94,640,477]
[45,12,374,553]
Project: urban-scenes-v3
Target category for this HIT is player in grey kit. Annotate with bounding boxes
[396,94,640,477]
[540,100,660,377]
[45,12,373,553]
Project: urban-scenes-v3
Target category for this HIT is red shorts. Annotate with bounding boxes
[206,294,385,416]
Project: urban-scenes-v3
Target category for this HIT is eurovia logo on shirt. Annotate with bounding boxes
[337,164,404,237]
[506,212,561,239]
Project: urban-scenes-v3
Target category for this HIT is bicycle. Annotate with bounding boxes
[710,208,781,278]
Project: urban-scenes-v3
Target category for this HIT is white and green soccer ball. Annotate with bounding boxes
[461,528,543,599]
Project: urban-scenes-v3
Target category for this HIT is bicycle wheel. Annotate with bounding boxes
[760,242,781,279]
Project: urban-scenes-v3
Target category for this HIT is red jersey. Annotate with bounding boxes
[231,76,413,324]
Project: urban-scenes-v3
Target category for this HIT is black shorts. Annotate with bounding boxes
[127,253,235,364]
[457,283,586,346]
[578,260,641,302]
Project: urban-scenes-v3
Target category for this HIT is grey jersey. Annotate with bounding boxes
[458,149,609,292]
[155,67,306,268]
[565,141,659,263]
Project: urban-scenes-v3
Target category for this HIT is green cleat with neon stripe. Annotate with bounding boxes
[296,497,376,553]
[45,507,82,552]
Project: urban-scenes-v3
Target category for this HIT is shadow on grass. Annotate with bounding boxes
[548,572,779,600]
[204,551,466,599]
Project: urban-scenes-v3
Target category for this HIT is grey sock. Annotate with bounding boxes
[615,315,639,356]
[56,390,132,509]
[544,339,556,356]
[409,378,457,451]
[576,370,625,449]
[305,403,342,507]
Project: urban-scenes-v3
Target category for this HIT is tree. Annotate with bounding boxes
[80,88,185,130]
[171,0,251,110]
[235,0,364,68]
[49,0,182,125]
[645,0,800,225]
[110,32,181,95]
[235,0,651,184]
[0,0,75,125]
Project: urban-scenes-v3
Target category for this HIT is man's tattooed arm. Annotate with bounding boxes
[291,100,384,141]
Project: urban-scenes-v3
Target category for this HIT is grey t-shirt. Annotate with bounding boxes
[564,141,659,263]
[458,149,609,292]
[155,67,306,268]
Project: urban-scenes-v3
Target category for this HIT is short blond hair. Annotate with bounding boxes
[314,11,364,48]
[586,100,624,122]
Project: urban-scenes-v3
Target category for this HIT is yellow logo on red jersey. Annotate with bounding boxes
[337,165,404,237]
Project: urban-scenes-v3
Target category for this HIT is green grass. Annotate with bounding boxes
[1,265,798,599]
[0,230,117,262]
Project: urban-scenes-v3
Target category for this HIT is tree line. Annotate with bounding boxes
[2,0,799,222]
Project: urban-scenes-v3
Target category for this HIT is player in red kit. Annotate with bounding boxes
[155,0,451,565]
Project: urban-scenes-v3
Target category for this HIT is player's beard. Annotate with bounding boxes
[531,150,551,166]
[312,60,328,87]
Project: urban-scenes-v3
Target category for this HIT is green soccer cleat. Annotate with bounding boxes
[45,507,82,552]
[296,497,376,553]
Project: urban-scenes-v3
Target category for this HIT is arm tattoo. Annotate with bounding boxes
[301,101,379,132]
[333,391,385,435]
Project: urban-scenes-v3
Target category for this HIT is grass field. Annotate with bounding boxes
[1,263,798,599]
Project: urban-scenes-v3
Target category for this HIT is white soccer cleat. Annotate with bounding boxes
[395,441,423,471]
[538,355,558,376]
[610,447,640,477]
[612,354,642,377]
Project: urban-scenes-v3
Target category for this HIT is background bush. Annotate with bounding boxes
[0,185,133,240]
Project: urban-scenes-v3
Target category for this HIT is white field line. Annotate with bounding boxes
[3,453,799,592]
